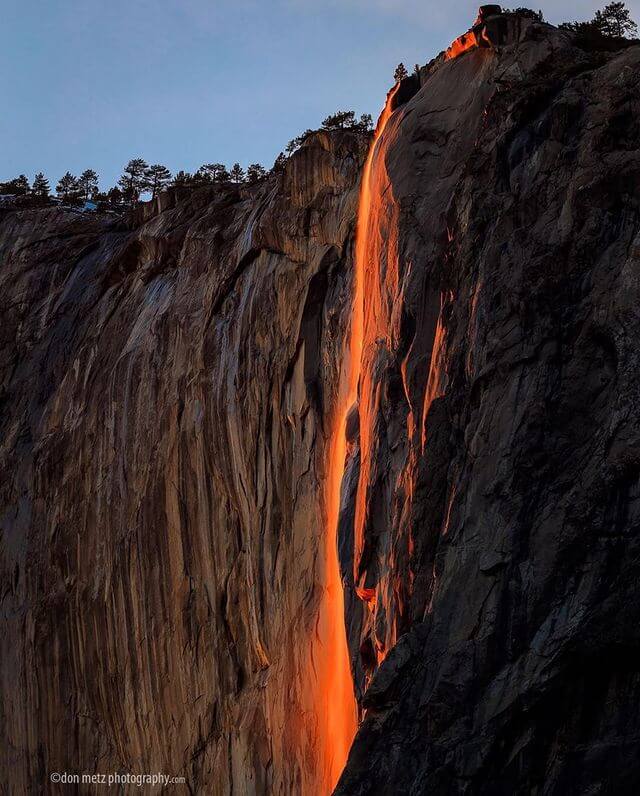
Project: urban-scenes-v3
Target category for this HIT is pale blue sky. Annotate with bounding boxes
[1,1,635,190]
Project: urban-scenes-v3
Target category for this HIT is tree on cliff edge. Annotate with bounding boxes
[197,163,230,183]
[0,175,30,195]
[505,8,544,21]
[32,173,50,200]
[145,164,172,198]
[322,110,356,129]
[78,169,99,201]
[561,2,637,38]
[272,153,287,173]
[118,158,149,203]
[595,2,638,36]
[286,129,314,154]
[173,171,193,187]
[359,113,374,132]
[106,187,123,208]
[230,163,245,184]
[394,63,408,82]
[56,172,80,204]
[246,164,267,185]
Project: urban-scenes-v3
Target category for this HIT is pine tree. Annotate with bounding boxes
[394,63,409,82]
[196,164,213,182]
[0,175,30,195]
[506,7,544,21]
[214,164,231,182]
[561,2,637,38]
[173,170,193,187]
[594,2,637,37]
[56,172,80,204]
[230,163,245,184]
[322,111,356,130]
[117,158,149,203]
[15,174,30,195]
[106,187,123,207]
[272,153,287,172]
[286,130,314,155]
[246,164,267,185]
[558,19,592,33]
[78,169,99,201]
[359,113,374,132]
[197,163,230,183]
[145,164,172,198]
[32,173,50,200]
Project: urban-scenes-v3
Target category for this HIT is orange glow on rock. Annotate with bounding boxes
[421,307,446,452]
[318,83,401,792]
[446,30,480,59]
[353,83,401,609]
[321,403,358,793]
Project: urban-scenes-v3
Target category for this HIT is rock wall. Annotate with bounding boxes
[337,21,640,796]
[0,131,365,793]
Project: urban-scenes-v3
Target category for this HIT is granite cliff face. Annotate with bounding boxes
[2,15,640,795]
[338,20,640,796]
[0,132,365,794]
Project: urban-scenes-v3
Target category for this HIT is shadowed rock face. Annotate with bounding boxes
[337,23,640,796]
[2,19,640,796]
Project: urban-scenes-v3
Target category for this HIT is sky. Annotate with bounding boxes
[1,0,638,191]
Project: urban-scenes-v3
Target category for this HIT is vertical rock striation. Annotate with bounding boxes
[337,18,640,796]
[0,131,365,793]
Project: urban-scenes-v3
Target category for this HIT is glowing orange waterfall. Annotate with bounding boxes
[321,402,358,794]
[319,83,401,793]
[351,83,402,616]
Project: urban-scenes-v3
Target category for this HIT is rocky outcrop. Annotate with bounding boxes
[337,19,640,796]
[0,131,366,793]
[2,13,640,796]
